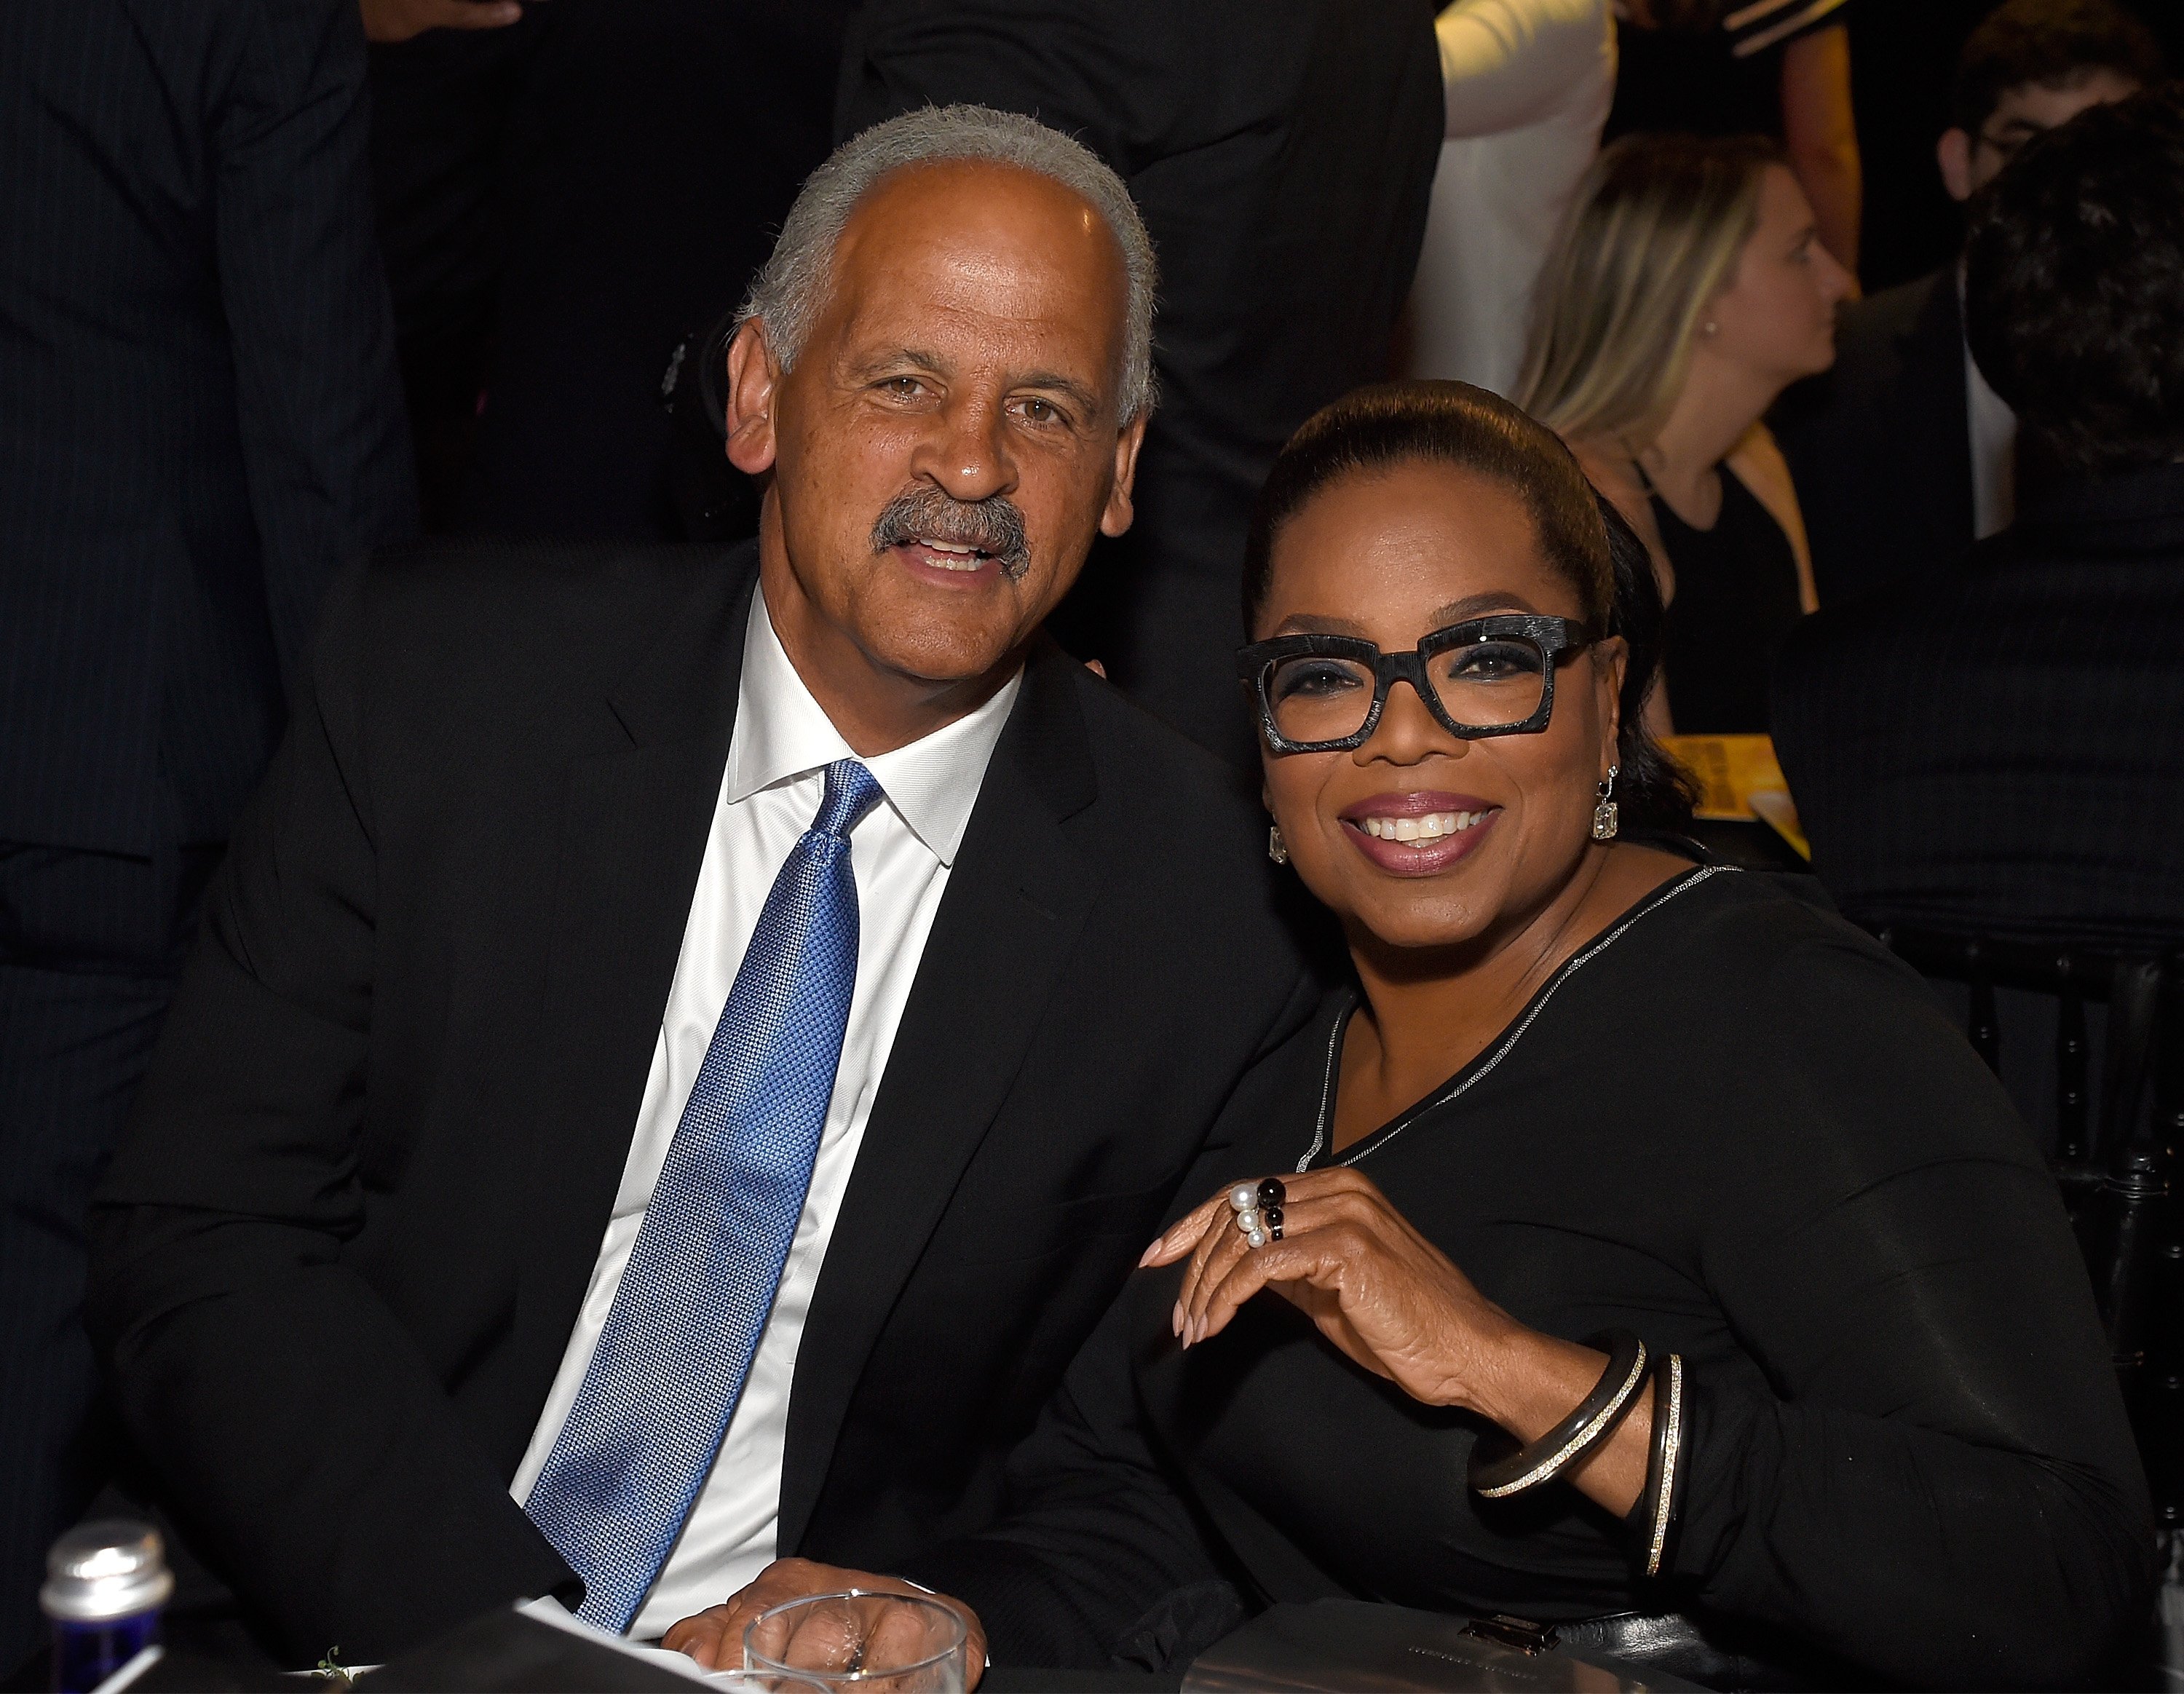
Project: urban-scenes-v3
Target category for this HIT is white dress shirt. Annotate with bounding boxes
[510,588,1022,1638]
[1963,304,2019,541]
[1405,0,1616,396]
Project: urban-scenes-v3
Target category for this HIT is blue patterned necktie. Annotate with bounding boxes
[525,759,886,1632]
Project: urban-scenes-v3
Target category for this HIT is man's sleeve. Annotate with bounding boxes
[900,1291,1242,1673]
[87,565,576,1666]
[1436,0,1613,140]
[215,0,419,703]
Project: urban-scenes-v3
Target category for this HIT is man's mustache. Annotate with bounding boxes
[870,486,1034,582]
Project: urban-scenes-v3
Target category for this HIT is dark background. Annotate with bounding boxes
[1853,0,2184,291]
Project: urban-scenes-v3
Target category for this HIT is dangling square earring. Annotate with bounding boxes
[1267,824,1289,865]
[1591,765,1621,842]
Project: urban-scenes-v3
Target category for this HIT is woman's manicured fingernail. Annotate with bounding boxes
[1171,1301,1184,1336]
[1139,1239,1161,1267]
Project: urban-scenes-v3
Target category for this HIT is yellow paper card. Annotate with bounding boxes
[1658,733,1811,859]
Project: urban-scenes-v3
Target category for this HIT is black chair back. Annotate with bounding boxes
[1873,926,2183,1527]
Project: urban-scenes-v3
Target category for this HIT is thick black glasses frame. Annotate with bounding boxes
[1235,614,1597,755]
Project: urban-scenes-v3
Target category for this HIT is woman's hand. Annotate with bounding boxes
[1143,1168,1652,1514]
[1142,1168,1524,1414]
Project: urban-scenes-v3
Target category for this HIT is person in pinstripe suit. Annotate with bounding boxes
[0,0,417,1670]
[1772,85,2184,949]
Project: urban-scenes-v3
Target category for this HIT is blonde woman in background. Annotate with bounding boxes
[1516,134,1850,732]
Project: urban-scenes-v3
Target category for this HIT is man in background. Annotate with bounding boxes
[1776,0,2161,607]
[0,0,416,1674]
[838,0,1444,766]
[1404,0,1618,398]
[360,0,850,536]
[1773,84,2184,950]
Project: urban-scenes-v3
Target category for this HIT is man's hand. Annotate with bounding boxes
[661,1557,986,1685]
[360,0,526,44]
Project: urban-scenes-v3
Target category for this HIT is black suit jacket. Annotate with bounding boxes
[87,539,1316,1661]
[0,0,417,855]
[1773,269,1974,611]
[838,0,1443,760]
[1771,463,2184,947]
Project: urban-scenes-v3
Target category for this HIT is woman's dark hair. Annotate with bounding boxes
[1241,381,1697,833]
[1963,83,2184,478]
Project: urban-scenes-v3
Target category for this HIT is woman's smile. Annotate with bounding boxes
[1338,790,1500,876]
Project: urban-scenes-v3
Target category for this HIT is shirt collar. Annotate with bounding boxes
[724,587,1023,866]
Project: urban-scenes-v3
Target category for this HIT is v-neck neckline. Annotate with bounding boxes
[1295,864,1733,1172]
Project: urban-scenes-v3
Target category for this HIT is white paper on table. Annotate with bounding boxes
[517,1594,721,1683]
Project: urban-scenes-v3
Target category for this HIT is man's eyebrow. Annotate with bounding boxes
[851,345,954,379]
[1015,369,1103,418]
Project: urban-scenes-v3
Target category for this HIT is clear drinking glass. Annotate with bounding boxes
[743,1591,969,1694]
[706,1672,830,1693]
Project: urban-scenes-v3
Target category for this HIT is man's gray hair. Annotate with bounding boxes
[736,104,1158,422]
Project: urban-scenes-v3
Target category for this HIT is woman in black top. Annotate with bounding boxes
[665,385,2153,1689]
[1647,461,1805,730]
[1518,135,1848,733]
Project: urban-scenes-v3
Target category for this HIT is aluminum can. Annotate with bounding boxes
[39,1521,173,1693]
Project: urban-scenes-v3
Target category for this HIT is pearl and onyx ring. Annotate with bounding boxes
[1228,1177,1287,1248]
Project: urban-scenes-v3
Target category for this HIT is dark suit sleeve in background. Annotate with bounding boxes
[216,0,419,700]
[836,0,1442,766]
[87,568,573,1666]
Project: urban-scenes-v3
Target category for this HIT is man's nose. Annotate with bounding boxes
[911,395,1016,504]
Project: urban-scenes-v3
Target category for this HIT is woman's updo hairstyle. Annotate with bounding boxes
[1241,381,1696,833]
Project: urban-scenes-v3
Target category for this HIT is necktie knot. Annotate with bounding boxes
[812,759,885,841]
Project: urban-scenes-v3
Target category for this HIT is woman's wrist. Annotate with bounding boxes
[1416,1302,1530,1417]
[1454,1321,1615,1441]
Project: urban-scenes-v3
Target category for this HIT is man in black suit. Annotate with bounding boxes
[0,0,416,1670]
[1773,85,2184,946]
[837,0,1443,765]
[88,106,1314,1664]
[1773,0,2161,609]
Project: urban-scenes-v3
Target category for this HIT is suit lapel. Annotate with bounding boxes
[777,642,1101,1551]
[507,549,759,1438]
[1902,272,1976,553]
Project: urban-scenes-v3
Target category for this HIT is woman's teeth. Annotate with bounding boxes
[1358,810,1489,843]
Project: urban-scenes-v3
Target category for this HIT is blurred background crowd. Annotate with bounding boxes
[5,0,2184,1679]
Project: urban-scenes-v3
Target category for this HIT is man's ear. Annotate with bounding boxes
[725,320,783,476]
[1936,129,1974,202]
[1098,413,1150,539]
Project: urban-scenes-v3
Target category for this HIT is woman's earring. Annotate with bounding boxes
[1701,320,1719,336]
[1267,825,1289,866]
[1591,766,1621,843]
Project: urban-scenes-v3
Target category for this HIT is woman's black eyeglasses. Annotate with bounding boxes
[1235,614,1599,755]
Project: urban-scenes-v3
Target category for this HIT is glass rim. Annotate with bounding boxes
[743,1588,968,1682]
